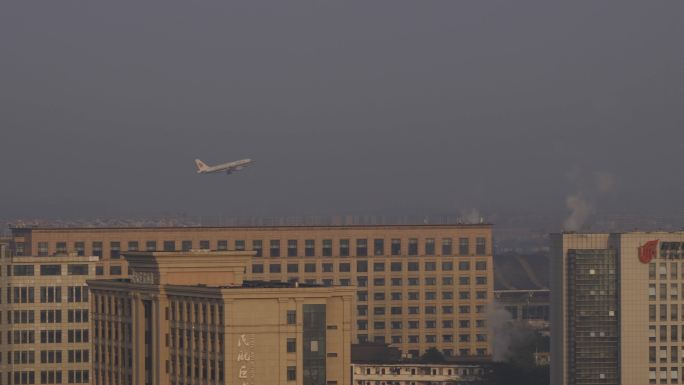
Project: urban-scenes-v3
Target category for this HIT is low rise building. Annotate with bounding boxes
[352,362,484,385]
[88,250,355,385]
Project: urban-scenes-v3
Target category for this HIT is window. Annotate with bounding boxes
[127,241,139,252]
[443,276,454,285]
[374,239,384,256]
[305,240,315,257]
[12,287,35,303]
[476,261,487,270]
[56,242,67,255]
[286,310,296,325]
[425,238,435,255]
[41,287,62,303]
[287,338,296,353]
[270,264,282,273]
[287,240,298,257]
[75,241,85,256]
[287,264,299,273]
[38,241,49,256]
[199,240,210,250]
[217,240,228,251]
[476,276,487,285]
[322,239,332,257]
[391,292,402,300]
[340,239,350,257]
[356,239,368,256]
[408,262,419,271]
[442,238,452,255]
[459,261,470,271]
[391,262,402,272]
[476,237,486,255]
[425,262,436,271]
[110,241,121,259]
[146,240,157,251]
[95,266,104,276]
[391,278,402,286]
[459,238,469,255]
[109,265,122,275]
[13,265,35,276]
[339,263,350,272]
[374,292,385,301]
[357,305,368,316]
[287,366,296,381]
[252,264,264,274]
[304,263,316,273]
[442,261,453,271]
[270,240,281,257]
[408,278,419,286]
[357,320,368,330]
[164,241,176,251]
[373,262,385,272]
[67,286,88,303]
[391,239,401,255]
[425,277,437,285]
[181,241,192,251]
[235,240,246,251]
[322,263,333,272]
[67,264,88,276]
[252,240,263,257]
[408,239,418,255]
[357,260,368,272]
[374,278,386,286]
[357,291,368,301]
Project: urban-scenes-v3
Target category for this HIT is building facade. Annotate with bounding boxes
[352,363,484,385]
[88,250,354,385]
[7,224,492,374]
[551,232,684,385]
[0,236,122,385]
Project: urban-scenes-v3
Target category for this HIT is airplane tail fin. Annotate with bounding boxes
[195,159,209,172]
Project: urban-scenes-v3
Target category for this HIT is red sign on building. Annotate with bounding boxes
[639,240,659,264]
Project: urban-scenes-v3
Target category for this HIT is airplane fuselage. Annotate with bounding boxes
[196,158,253,174]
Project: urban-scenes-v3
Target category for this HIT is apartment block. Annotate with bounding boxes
[88,250,354,385]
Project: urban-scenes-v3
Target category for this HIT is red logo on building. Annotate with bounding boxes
[639,240,659,264]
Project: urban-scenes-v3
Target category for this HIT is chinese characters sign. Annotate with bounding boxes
[236,334,256,385]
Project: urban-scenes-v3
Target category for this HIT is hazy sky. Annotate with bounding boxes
[1,1,683,222]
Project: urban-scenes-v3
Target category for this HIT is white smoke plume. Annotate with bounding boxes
[486,302,535,362]
[562,169,617,232]
[460,208,482,224]
[563,194,592,232]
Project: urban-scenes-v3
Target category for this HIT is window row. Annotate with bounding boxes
[6,286,88,303]
[3,370,88,385]
[357,291,488,301]
[19,236,488,258]
[357,304,487,316]
[252,260,487,274]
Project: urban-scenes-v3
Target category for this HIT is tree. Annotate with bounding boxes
[419,347,446,363]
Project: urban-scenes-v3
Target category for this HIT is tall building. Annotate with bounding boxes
[88,250,354,385]
[551,232,684,385]
[7,224,492,372]
[0,235,123,385]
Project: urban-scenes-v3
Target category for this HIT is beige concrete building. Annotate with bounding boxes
[352,362,484,384]
[9,224,493,361]
[0,236,122,385]
[88,250,354,385]
[551,232,684,385]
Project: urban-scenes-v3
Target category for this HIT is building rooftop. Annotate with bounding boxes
[9,223,492,232]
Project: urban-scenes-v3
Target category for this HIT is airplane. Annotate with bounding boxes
[195,158,254,175]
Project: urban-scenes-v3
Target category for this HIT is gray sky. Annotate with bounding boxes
[1,1,683,223]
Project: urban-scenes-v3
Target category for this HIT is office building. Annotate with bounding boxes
[0,236,122,385]
[88,250,354,385]
[551,232,684,385]
[9,224,493,361]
